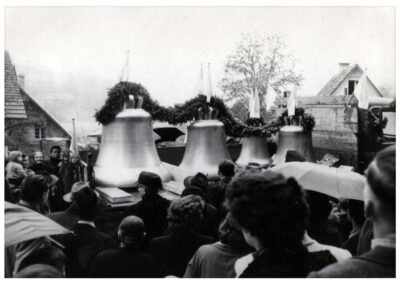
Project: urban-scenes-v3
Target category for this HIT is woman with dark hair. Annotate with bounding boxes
[149,195,214,277]
[226,171,336,277]
[184,213,253,278]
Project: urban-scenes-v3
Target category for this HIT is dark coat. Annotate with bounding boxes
[308,221,343,248]
[89,247,164,278]
[308,246,395,278]
[240,248,336,278]
[124,194,170,241]
[47,203,79,230]
[64,223,113,277]
[342,233,361,256]
[202,203,219,240]
[150,232,214,277]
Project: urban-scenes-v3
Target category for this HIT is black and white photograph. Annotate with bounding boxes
[3,2,397,279]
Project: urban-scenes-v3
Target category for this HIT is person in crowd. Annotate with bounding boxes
[47,181,87,230]
[150,195,214,277]
[124,171,170,247]
[29,151,46,173]
[309,145,395,277]
[5,175,51,277]
[59,151,83,196]
[357,218,374,255]
[184,213,253,278]
[305,190,342,247]
[17,245,67,277]
[184,172,208,192]
[43,146,61,175]
[339,199,366,256]
[181,186,219,240]
[35,170,61,213]
[89,216,164,278]
[63,184,112,277]
[14,264,63,278]
[226,171,336,277]
[6,151,27,189]
[205,159,235,216]
[5,178,16,203]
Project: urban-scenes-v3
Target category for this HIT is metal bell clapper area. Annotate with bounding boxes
[272,117,316,166]
[236,136,272,168]
[178,104,232,176]
[94,94,172,188]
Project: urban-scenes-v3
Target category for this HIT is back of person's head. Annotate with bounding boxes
[20,175,48,204]
[218,213,252,251]
[366,145,395,218]
[118,216,145,247]
[305,190,332,222]
[167,195,203,234]
[18,246,67,276]
[187,172,208,191]
[181,186,205,199]
[138,171,162,196]
[15,264,63,278]
[75,184,98,221]
[226,171,309,249]
[219,160,235,178]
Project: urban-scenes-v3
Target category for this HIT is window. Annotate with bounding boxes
[34,127,45,139]
[348,80,359,95]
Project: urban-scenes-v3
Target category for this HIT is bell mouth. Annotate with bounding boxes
[280,125,304,132]
[191,119,224,127]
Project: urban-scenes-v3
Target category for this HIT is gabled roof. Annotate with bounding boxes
[317,64,361,97]
[317,64,383,97]
[4,51,27,118]
[20,88,71,139]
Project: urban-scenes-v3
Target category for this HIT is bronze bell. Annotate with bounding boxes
[236,137,272,168]
[94,96,171,188]
[272,126,315,165]
[179,119,232,176]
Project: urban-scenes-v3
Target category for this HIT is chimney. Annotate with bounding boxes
[339,63,350,72]
[18,74,25,89]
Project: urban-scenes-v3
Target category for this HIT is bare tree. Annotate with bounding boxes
[219,34,303,114]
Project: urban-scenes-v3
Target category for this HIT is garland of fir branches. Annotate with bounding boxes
[94,82,314,137]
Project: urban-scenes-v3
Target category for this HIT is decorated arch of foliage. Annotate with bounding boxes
[95,82,315,137]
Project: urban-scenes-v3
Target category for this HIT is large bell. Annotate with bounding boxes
[236,137,272,168]
[272,125,315,165]
[94,97,171,188]
[179,120,232,176]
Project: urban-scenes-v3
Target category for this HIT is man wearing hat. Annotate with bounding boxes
[89,216,163,277]
[47,181,87,230]
[124,171,170,249]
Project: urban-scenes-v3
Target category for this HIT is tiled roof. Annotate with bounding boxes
[317,64,361,97]
[5,51,27,118]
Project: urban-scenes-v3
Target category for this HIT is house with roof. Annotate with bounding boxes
[4,51,71,158]
[317,63,383,98]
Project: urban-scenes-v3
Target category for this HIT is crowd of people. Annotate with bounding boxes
[4,144,396,278]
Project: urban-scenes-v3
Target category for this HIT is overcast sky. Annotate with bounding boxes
[5,6,395,121]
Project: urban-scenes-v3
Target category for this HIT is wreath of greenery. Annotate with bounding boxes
[95,82,314,137]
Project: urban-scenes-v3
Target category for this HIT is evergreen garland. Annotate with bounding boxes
[94,82,314,138]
